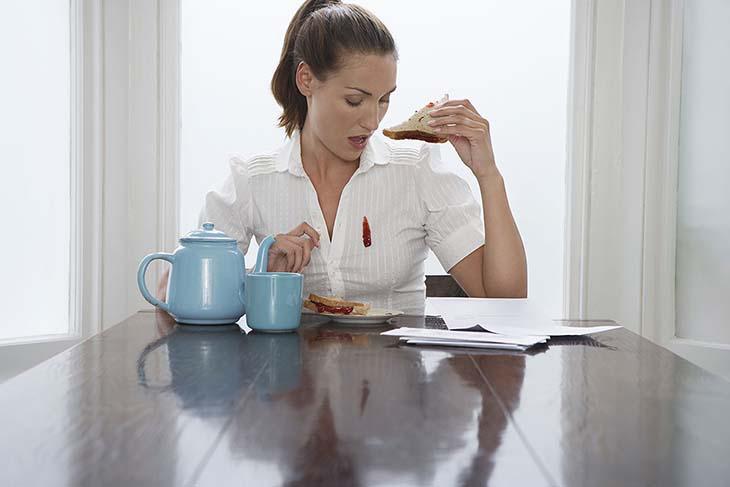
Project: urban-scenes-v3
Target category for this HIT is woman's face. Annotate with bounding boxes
[300,53,398,162]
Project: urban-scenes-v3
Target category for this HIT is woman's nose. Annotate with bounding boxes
[360,106,381,132]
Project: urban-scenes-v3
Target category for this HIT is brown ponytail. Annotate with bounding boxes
[271,0,398,137]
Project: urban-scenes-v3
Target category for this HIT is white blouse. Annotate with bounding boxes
[199,131,484,315]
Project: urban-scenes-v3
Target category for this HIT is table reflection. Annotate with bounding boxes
[137,314,528,486]
[138,312,303,417]
[6,310,726,487]
[216,323,525,485]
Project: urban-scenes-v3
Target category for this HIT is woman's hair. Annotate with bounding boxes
[271,0,398,136]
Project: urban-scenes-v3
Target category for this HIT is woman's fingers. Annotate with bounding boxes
[301,238,313,270]
[272,234,315,273]
[270,236,292,272]
[427,114,485,129]
[435,98,483,117]
[291,243,303,272]
[271,220,324,273]
[427,105,490,140]
[276,237,298,272]
[282,222,321,271]
[290,237,317,272]
[434,125,488,138]
[287,221,320,248]
[459,99,481,117]
[282,241,297,272]
[430,104,488,127]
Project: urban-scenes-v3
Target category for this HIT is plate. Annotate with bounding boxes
[302,307,403,325]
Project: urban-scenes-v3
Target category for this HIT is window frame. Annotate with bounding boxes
[0,0,102,350]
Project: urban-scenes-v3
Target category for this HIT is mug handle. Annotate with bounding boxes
[253,235,276,273]
[137,253,175,312]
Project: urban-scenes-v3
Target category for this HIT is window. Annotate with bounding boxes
[0,1,73,342]
[676,0,730,345]
[180,0,569,316]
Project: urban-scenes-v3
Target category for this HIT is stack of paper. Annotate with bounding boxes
[426,298,621,336]
[382,298,623,351]
[381,327,549,351]
[446,317,622,336]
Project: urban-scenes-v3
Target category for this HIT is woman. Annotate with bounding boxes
[160,0,526,315]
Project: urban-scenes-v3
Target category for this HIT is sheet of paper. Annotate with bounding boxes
[424,298,621,336]
[481,322,622,336]
[402,338,528,351]
[237,315,252,334]
[382,327,548,347]
[446,318,621,337]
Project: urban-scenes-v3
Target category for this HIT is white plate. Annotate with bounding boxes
[302,307,403,325]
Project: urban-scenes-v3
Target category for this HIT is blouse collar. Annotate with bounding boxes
[276,130,390,178]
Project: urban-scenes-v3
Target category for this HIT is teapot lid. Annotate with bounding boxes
[181,222,236,243]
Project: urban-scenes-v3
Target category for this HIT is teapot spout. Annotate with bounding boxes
[253,235,276,273]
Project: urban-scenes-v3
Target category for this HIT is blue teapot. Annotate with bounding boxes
[138,223,304,330]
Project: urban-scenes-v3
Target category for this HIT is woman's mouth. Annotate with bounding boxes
[348,135,369,150]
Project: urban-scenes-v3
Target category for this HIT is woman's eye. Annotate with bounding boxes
[346,98,389,107]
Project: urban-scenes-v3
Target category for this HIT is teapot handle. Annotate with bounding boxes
[137,252,175,312]
[137,334,173,392]
[252,235,276,273]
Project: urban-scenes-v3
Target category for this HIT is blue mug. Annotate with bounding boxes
[245,236,304,333]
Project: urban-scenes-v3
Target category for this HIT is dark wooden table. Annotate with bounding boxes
[1,311,729,487]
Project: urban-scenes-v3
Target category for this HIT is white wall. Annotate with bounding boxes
[676,0,730,344]
[180,0,570,317]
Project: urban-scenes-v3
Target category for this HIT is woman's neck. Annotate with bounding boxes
[300,125,358,183]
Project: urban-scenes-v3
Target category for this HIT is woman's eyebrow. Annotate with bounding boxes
[345,86,398,96]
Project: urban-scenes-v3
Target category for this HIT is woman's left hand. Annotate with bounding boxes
[427,99,497,179]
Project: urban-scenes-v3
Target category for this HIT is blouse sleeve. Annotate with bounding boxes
[415,145,485,272]
[197,156,255,255]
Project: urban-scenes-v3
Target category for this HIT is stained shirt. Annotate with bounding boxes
[199,131,484,315]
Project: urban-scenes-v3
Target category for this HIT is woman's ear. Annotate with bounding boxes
[295,61,315,97]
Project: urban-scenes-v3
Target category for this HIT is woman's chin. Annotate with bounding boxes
[339,145,363,162]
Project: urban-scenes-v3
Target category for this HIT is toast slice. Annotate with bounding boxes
[382,94,449,143]
[303,293,371,316]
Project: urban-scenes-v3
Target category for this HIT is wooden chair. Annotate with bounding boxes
[425,275,468,297]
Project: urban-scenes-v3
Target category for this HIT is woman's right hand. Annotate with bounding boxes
[268,222,321,273]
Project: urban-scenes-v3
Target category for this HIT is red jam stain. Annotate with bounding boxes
[315,303,354,315]
[362,216,372,247]
[427,102,435,108]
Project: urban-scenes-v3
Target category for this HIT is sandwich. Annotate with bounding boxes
[382,94,449,143]
[303,293,371,316]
